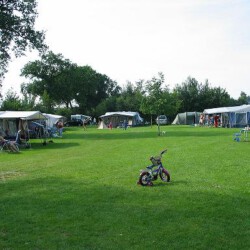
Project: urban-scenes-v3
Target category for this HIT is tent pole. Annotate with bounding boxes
[25,118,31,148]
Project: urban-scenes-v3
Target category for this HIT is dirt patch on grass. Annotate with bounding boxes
[0,171,25,181]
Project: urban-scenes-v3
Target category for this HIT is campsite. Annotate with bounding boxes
[0,125,249,249]
[1,1,250,248]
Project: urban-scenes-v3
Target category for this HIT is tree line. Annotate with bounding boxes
[0,51,249,123]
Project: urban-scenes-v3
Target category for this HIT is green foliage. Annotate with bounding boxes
[140,72,165,116]
[19,83,36,110]
[0,88,22,110]
[174,77,234,112]
[237,91,249,105]
[95,96,117,116]
[140,72,180,127]
[54,107,72,119]
[0,0,47,95]
[115,81,144,111]
[73,66,120,113]
[1,64,249,122]
[20,52,121,114]
[21,51,76,108]
[0,126,249,249]
[40,90,55,113]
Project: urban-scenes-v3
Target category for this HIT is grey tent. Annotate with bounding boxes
[172,112,201,125]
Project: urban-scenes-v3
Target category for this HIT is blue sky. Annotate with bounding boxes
[3,0,250,99]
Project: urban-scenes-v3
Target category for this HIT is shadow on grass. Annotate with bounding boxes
[148,179,189,187]
[0,177,249,249]
[29,141,79,150]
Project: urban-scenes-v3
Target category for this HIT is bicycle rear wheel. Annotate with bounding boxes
[138,172,153,186]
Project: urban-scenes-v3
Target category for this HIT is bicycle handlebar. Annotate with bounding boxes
[160,149,167,155]
[149,149,167,162]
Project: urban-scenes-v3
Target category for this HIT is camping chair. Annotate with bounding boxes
[233,132,241,142]
[15,130,31,149]
[0,136,19,153]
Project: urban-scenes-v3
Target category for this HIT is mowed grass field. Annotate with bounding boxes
[0,125,249,249]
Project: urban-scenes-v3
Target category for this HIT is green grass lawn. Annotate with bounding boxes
[0,125,249,249]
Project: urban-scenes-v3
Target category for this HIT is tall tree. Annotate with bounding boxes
[174,77,202,112]
[174,77,232,112]
[209,86,231,108]
[0,88,22,110]
[72,66,121,114]
[115,81,144,112]
[140,72,180,135]
[237,91,248,105]
[21,51,76,110]
[21,51,121,113]
[140,73,165,120]
[0,0,47,96]
[20,82,36,110]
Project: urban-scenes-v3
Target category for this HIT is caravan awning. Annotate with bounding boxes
[100,111,137,118]
[100,111,143,122]
[0,111,47,120]
[203,105,250,114]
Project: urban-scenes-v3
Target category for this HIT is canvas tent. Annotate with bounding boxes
[98,111,143,129]
[172,112,201,125]
[0,111,47,139]
[203,104,250,128]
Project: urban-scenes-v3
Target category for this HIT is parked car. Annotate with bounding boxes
[156,115,168,125]
[64,119,83,127]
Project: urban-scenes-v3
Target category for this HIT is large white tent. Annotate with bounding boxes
[203,105,250,114]
[0,111,47,138]
[203,104,250,128]
[0,111,46,120]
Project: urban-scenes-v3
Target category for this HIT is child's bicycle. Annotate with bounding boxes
[137,149,170,186]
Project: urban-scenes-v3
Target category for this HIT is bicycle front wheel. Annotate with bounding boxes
[160,169,170,182]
